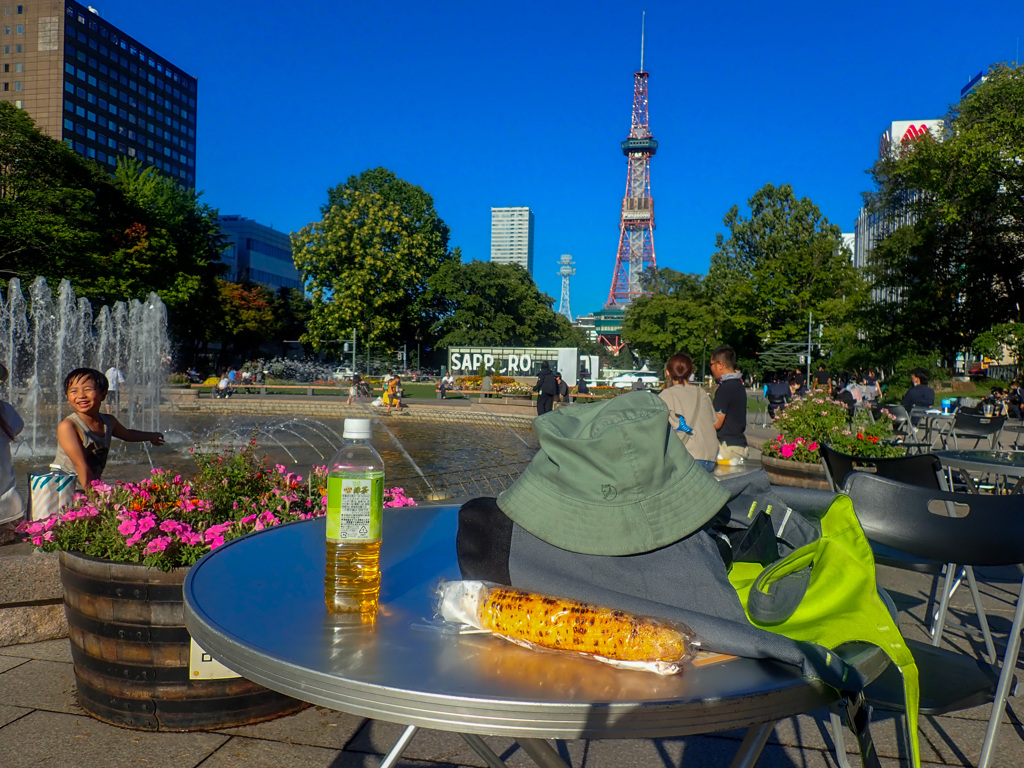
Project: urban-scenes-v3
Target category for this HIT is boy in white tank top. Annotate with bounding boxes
[53,368,165,491]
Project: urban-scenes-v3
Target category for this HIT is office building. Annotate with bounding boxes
[854,119,944,276]
[218,216,302,292]
[490,206,534,274]
[0,0,197,186]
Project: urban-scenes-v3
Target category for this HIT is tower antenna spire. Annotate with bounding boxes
[640,11,646,72]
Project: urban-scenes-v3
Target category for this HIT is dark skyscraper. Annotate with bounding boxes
[0,0,197,186]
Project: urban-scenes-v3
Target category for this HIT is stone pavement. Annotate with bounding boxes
[3,395,1024,766]
[2,559,1024,767]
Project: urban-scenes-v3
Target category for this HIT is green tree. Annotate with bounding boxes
[864,65,1024,365]
[109,159,226,345]
[214,279,276,357]
[621,269,721,375]
[0,102,126,283]
[292,168,457,353]
[425,259,592,349]
[974,322,1024,368]
[706,183,865,359]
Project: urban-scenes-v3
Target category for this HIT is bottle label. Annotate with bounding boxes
[326,474,383,542]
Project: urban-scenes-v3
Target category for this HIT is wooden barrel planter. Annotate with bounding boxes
[58,551,305,731]
[761,454,831,491]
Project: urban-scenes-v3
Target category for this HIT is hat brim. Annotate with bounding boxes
[497,444,728,556]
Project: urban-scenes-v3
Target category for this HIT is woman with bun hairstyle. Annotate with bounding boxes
[658,353,718,472]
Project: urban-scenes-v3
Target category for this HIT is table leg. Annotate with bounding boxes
[517,738,573,768]
[378,724,419,768]
[461,733,510,768]
[728,721,774,768]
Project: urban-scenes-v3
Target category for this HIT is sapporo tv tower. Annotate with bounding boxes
[606,17,658,310]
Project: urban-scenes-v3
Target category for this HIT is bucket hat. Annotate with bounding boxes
[497,391,728,555]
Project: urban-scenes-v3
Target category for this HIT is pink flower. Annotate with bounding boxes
[780,445,796,458]
[144,536,172,554]
[808,442,819,451]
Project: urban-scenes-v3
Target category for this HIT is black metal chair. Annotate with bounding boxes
[939,412,1005,450]
[819,444,944,493]
[842,473,1024,768]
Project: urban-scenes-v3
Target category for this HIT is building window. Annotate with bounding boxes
[2,64,7,73]
[15,23,21,33]
[13,80,20,90]
[14,62,22,72]
[2,83,8,91]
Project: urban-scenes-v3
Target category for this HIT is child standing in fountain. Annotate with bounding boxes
[52,368,165,491]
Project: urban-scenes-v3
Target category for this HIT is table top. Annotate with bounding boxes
[935,450,1024,474]
[183,506,886,740]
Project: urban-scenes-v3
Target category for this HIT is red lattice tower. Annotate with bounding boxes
[606,69,657,307]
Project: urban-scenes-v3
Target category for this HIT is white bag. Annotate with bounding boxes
[28,471,77,521]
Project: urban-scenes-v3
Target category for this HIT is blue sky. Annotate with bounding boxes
[92,0,1021,318]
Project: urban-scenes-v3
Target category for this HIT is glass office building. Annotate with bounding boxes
[0,0,197,186]
[218,216,303,292]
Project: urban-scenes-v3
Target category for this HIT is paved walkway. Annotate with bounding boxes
[3,394,1024,766]
[2,560,1023,767]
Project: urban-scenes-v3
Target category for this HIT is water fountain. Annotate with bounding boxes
[1,277,537,504]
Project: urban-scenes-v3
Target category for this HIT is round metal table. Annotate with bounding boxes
[936,449,1024,494]
[183,506,886,768]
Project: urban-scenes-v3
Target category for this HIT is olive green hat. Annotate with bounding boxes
[497,391,729,555]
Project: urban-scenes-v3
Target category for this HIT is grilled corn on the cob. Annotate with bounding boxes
[477,585,690,663]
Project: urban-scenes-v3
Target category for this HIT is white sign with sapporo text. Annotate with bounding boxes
[189,637,242,680]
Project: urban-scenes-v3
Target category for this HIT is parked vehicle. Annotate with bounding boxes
[331,367,356,382]
[608,372,661,390]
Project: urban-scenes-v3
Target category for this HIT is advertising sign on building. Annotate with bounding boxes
[447,347,589,386]
[878,119,944,158]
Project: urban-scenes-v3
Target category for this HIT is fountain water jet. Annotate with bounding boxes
[0,277,169,455]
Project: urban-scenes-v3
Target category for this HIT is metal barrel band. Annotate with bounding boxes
[59,564,185,602]
[69,643,191,684]
[64,603,191,644]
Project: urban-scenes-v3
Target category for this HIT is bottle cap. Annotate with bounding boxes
[343,418,372,439]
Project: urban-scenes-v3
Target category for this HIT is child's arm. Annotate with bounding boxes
[56,418,95,490]
[110,418,165,446]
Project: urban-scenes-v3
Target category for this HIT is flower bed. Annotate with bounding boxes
[18,442,416,571]
[761,394,905,464]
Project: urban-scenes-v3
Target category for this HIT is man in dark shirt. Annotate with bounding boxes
[813,364,830,394]
[901,368,936,409]
[711,345,748,462]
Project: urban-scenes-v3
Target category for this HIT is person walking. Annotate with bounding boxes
[104,365,125,414]
[533,362,557,415]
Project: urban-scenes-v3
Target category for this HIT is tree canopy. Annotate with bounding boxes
[621,269,721,373]
[864,65,1024,364]
[425,259,592,350]
[292,168,457,353]
[706,183,864,360]
[0,105,226,347]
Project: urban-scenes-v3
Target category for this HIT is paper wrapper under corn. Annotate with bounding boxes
[436,580,699,675]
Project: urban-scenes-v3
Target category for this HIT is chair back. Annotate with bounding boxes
[950,412,1004,437]
[843,472,1024,567]
[820,444,943,492]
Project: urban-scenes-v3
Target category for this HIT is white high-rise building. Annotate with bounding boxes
[854,119,944,277]
[490,207,535,275]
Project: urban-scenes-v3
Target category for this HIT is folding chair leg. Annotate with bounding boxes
[964,565,998,663]
[828,704,856,768]
[931,562,959,646]
[977,572,1024,768]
